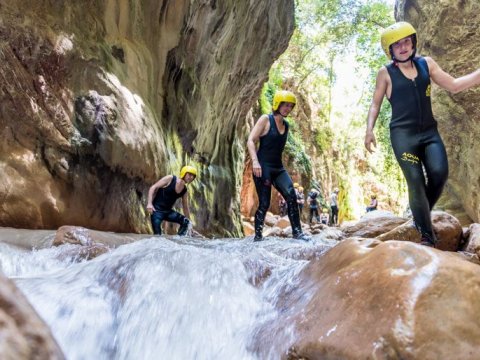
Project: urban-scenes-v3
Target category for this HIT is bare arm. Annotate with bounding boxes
[247,115,269,177]
[146,175,173,213]
[426,57,480,94]
[365,67,389,153]
[181,193,190,219]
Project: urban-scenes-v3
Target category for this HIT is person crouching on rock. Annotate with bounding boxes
[366,194,378,213]
[146,166,197,236]
[247,90,310,242]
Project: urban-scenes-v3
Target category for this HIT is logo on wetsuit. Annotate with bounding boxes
[401,152,419,164]
[426,84,431,97]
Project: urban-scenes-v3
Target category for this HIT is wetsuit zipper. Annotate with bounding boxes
[412,79,423,131]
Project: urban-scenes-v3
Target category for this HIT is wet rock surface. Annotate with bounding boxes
[376,211,462,251]
[0,274,64,359]
[276,238,480,360]
[1,211,480,359]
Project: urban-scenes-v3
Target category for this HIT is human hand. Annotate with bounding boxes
[252,159,262,177]
[364,131,377,153]
[146,204,155,214]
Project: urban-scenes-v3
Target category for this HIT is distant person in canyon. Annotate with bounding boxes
[296,186,305,218]
[146,166,197,236]
[320,208,330,225]
[365,21,480,247]
[307,189,321,224]
[366,194,378,212]
[247,90,310,242]
[329,188,340,226]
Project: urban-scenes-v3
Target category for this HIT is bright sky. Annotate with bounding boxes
[331,0,395,129]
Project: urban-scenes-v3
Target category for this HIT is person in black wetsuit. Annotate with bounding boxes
[307,189,320,224]
[365,22,480,247]
[247,90,310,242]
[146,165,197,236]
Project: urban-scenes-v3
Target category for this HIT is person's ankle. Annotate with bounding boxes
[253,234,263,242]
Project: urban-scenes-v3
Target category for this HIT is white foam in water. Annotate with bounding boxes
[2,235,335,360]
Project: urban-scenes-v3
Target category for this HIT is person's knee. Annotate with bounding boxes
[151,220,162,235]
[285,188,297,203]
[429,166,449,186]
[257,200,270,213]
[404,169,425,186]
[151,214,163,235]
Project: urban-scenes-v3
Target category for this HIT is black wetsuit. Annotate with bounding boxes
[308,192,320,224]
[151,176,190,235]
[386,56,448,242]
[254,114,302,238]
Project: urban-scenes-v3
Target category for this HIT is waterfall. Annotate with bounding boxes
[1,236,335,360]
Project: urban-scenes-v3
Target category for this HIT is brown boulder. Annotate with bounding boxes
[264,226,283,238]
[275,238,480,360]
[275,216,291,230]
[53,225,149,248]
[320,227,345,241]
[464,223,480,257]
[376,219,420,242]
[264,212,278,227]
[341,212,408,238]
[56,244,110,261]
[377,211,462,251]
[311,223,328,231]
[281,226,293,237]
[0,274,64,359]
[242,222,255,236]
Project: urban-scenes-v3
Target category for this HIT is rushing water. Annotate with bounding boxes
[0,235,337,360]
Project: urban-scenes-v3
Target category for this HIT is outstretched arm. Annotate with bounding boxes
[247,115,269,177]
[365,68,388,153]
[146,175,173,213]
[427,57,480,94]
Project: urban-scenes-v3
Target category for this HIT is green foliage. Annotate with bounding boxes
[285,119,312,174]
[259,83,274,115]
[259,67,284,114]
[315,126,333,153]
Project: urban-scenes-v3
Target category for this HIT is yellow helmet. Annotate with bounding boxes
[293,183,299,188]
[272,90,296,111]
[180,165,197,179]
[381,22,417,59]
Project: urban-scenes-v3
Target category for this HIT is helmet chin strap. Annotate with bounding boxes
[392,49,417,65]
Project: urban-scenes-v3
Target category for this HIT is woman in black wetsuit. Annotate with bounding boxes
[247,90,310,242]
[365,22,480,247]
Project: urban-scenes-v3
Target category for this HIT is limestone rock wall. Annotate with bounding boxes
[0,0,294,235]
[395,0,480,223]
